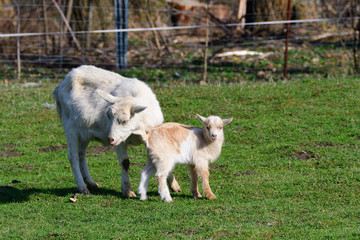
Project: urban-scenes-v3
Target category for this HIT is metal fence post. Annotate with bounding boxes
[283,0,292,79]
[115,0,128,70]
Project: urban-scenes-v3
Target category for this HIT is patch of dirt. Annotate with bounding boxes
[37,144,113,158]
[234,170,256,176]
[37,144,67,152]
[293,150,318,161]
[87,146,113,157]
[0,150,23,157]
[87,146,113,154]
[210,165,227,171]
[2,143,17,148]
[0,143,22,157]
[302,142,337,148]
[313,142,336,147]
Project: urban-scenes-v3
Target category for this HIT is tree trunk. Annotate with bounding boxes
[247,0,288,35]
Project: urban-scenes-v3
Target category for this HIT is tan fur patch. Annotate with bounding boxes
[148,123,191,154]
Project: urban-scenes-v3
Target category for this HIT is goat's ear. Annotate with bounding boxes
[96,89,118,104]
[222,117,233,126]
[131,106,147,114]
[196,114,207,124]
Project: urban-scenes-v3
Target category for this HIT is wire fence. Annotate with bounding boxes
[0,0,359,83]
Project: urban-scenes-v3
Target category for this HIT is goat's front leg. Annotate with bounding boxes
[156,174,173,203]
[138,160,156,201]
[198,167,216,200]
[189,165,202,198]
[115,143,136,197]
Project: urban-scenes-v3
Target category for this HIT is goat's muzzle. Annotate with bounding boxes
[108,137,115,144]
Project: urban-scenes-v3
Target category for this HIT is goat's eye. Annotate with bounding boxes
[206,126,210,130]
[123,120,128,125]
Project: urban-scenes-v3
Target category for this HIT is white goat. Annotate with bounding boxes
[137,114,233,203]
[53,65,180,196]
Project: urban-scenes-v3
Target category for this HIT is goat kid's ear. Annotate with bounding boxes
[222,117,233,126]
[96,89,118,104]
[196,114,207,124]
[131,106,147,114]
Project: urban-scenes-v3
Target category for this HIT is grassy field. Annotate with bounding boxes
[1,76,360,239]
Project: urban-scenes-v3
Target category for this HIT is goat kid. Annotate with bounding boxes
[137,114,233,203]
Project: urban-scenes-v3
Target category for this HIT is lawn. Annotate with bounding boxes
[1,75,360,239]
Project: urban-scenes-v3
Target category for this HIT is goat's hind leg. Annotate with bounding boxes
[189,165,202,198]
[167,171,181,193]
[66,133,90,194]
[79,141,98,190]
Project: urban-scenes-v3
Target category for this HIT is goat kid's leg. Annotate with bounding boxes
[198,168,216,200]
[79,141,98,190]
[189,165,202,198]
[138,161,156,201]
[156,174,173,203]
[115,143,136,197]
[66,133,89,194]
[167,172,181,193]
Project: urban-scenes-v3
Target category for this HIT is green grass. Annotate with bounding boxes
[1,76,360,239]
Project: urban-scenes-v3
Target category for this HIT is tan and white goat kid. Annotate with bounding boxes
[137,114,233,203]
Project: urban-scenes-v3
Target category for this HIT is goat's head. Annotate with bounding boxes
[196,114,233,142]
[97,89,146,146]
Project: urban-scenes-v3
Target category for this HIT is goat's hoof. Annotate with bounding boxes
[123,190,137,198]
[86,182,99,189]
[171,185,182,193]
[139,195,148,201]
[79,186,90,195]
[164,198,173,203]
[170,182,182,192]
[206,194,216,200]
[192,192,202,198]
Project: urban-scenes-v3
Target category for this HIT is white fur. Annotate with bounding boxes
[138,114,233,202]
[53,65,164,196]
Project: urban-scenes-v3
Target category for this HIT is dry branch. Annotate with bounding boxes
[51,0,81,50]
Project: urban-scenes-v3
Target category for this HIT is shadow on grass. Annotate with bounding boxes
[0,185,123,204]
[0,186,195,203]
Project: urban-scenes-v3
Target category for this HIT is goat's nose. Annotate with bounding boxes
[212,134,217,140]
[108,137,115,144]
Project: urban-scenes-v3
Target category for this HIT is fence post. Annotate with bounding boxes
[15,0,21,81]
[283,0,292,79]
[202,1,210,85]
[115,0,128,70]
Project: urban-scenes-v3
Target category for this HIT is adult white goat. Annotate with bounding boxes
[137,114,233,203]
[53,65,180,196]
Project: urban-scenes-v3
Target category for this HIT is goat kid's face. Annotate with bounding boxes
[196,114,233,141]
[97,90,146,146]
